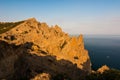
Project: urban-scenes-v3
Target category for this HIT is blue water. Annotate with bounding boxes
[84,35,120,70]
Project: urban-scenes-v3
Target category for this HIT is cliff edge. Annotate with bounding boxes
[0,18,91,80]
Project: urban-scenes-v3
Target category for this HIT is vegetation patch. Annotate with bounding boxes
[0,21,24,34]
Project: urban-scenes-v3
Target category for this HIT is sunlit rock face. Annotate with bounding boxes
[0,18,91,80]
[97,65,110,73]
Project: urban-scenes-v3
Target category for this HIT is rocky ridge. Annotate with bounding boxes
[0,18,91,80]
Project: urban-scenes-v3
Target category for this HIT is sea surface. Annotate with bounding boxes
[84,35,120,70]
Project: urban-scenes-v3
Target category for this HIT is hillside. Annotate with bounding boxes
[0,21,24,34]
[0,18,91,80]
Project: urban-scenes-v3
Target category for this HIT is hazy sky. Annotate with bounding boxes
[0,0,120,35]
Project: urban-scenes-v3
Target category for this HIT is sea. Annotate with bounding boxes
[84,35,120,70]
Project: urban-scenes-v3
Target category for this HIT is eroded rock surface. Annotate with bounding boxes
[0,18,91,80]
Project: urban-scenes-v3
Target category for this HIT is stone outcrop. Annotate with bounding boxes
[97,65,110,73]
[31,73,51,80]
[0,18,91,80]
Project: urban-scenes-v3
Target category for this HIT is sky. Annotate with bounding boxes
[0,0,120,35]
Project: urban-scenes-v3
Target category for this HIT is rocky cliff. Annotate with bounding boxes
[0,18,91,80]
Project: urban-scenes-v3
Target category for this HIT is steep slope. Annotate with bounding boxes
[0,18,91,80]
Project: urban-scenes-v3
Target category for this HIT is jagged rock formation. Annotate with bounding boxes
[97,65,110,73]
[0,18,91,80]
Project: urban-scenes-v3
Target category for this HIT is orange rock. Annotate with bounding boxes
[0,18,91,80]
[97,65,110,73]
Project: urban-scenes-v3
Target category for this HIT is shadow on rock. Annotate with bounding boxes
[0,40,88,80]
